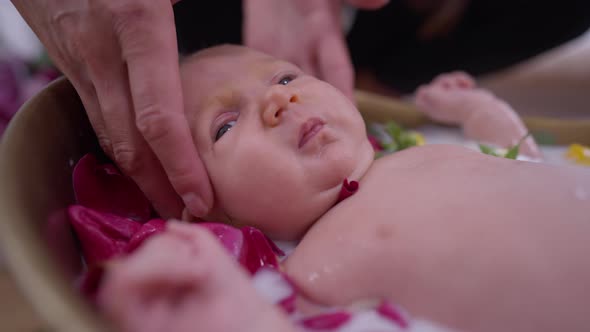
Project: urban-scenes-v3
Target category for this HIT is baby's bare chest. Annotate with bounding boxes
[283,146,590,305]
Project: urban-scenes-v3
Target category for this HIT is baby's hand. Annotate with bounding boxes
[97,221,296,332]
[415,72,542,159]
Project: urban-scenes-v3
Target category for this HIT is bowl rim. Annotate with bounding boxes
[0,77,109,332]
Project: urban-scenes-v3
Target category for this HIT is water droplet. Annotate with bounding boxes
[308,272,319,283]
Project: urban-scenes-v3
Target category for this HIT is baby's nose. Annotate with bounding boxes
[261,85,299,127]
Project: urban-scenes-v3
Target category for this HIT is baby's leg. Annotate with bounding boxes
[97,221,296,332]
[415,72,542,159]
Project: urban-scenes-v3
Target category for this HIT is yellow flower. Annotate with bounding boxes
[409,131,426,146]
[565,144,590,166]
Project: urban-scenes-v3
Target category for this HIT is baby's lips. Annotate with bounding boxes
[72,153,152,221]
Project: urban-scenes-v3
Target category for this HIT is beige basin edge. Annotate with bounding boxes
[0,78,108,332]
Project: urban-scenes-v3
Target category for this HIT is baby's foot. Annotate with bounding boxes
[415,72,542,159]
[97,221,296,332]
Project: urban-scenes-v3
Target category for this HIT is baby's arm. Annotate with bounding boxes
[97,221,296,332]
[415,72,542,159]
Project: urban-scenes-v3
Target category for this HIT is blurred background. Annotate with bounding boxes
[1,3,58,330]
[0,2,60,139]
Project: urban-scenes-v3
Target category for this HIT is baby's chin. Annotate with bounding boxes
[210,184,339,241]
[310,141,374,188]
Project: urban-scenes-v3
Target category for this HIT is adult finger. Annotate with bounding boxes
[73,79,113,155]
[317,33,355,100]
[114,1,213,217]
[299,59,319,79]
[79,13,185,219]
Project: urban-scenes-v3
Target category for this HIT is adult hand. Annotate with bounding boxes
[243,0,388,101]
[11,0,213,218]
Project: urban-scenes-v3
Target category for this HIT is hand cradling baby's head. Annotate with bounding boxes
[179,45,374,240]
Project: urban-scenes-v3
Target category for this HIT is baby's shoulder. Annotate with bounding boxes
[371,144,482,172]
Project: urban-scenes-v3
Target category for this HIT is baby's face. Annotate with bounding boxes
[181,45,373,240]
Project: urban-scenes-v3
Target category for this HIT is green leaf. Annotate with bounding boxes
[383,121,420,152]
[397,133,417,150]
[382,141,398,152]
[385,122,403,143]
[478,144,498,157]
[503,132,530,159]
[504,145,519,159]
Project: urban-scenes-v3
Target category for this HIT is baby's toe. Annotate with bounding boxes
[415,85,472,124]
[432,71,476,90]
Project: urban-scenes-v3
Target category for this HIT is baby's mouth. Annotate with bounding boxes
[298,118,325,149]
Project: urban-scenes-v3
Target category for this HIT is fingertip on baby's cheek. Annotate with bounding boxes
[182,192,210,218]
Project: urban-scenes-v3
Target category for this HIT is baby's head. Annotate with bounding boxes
[180,45,374,240]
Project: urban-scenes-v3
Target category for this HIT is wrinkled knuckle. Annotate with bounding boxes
[111,2,157,42]
[136,106,174,144]
[112,142,143,175]
[96,134,113,155]
[111,2,151,26]
[166,168,199,193]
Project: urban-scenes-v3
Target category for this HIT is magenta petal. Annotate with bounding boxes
[241,226,280,274]
[336,179,359,203]
[368,135,384,151]
[376,300,409,328]
[300,311,352,330]
[279,293,297,314]
[198,222,245,260]
[68,205,141,265]
[196,223,280,274]
[126,219,167,253]
[72,154,151,221]
[264,234,285,257]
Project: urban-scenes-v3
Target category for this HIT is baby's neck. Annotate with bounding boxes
[292,148,375,241]
[347,151,374,183]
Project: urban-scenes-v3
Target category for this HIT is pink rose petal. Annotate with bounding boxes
[300,311,352,330]
[377,300,409,328]
[368,135,384,151]
[73,154,151,221]
[198,222,245,260]
[68,205,142,266]
[265,234,286,257]
[337,179,359,203]
[126,219,167,253]
[197,223,280,274]
[241,226,280,274]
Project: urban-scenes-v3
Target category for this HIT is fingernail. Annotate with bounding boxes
[182,193,208,217]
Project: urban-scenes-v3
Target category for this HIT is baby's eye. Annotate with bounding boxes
[215,120,237,141]
[277,75,296,85]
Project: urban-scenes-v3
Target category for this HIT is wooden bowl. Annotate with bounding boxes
[0,78,106,332]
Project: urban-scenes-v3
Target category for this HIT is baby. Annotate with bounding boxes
[98,45,590,332]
